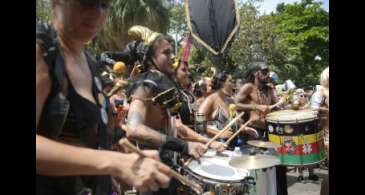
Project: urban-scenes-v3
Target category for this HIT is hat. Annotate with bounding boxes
[128,25,161,45]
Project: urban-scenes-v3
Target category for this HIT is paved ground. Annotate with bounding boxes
[287,167,328,195]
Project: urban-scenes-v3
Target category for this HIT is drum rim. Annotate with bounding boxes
[185,150,249,183]
[266,117,318,124]
[266,109,318,124]
[184,167,247,184]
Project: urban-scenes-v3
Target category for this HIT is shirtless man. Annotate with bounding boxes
[234,62,279,140]
[234,62,288,195]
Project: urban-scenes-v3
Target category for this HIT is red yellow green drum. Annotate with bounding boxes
[266,109,326,166]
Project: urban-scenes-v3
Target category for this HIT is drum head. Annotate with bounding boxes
[266,109,317,124]
[187,150,248,182]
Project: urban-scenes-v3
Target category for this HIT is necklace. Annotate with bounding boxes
[254,85,269,105]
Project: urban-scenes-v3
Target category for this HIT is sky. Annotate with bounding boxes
[257,0,329,14]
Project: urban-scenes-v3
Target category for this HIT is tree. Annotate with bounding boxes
[36,0,51,22]
[36,0,171,56]
[167,0,187,53]
[189,0,329,86]
[96,0,170,53]
[272,0,329,85]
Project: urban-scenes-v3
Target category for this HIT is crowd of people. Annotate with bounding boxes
[36,1,329,195]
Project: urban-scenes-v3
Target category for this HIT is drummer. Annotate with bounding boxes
[234,62,280,140]
[312,66,329,186]
[171,58,226,151]
[234,62,288,195]
[198,71,259,149]
[311,66,329,149]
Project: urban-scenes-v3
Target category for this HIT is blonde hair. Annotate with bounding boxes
[320,66,329,88]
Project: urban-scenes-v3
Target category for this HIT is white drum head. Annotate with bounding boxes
[187,150,248,181]
[266,109,317,124]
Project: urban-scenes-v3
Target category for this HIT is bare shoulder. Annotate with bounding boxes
[204,93,217,104]
[131,84,154,99]
[128,85,155,111]
[240,83,254,94]
[198,92,216,116]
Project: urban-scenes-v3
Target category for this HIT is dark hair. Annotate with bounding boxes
[245,62,268,83]
[211,71,228,90]
[193,80,207,97]
[245,67,260,83]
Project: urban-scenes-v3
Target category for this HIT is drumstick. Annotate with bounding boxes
[118,138,203,194]
[205,112,245,147]
[224,119,253,145]
[270,88,295,110]
[184,112,244,166]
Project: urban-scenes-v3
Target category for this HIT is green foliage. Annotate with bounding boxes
[35,0,329,86]
[36,0,170,56]
[272,0,329,85]
[36,0,51,22]
[97,0,170,52]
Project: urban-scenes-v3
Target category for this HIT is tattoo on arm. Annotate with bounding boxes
[127,111,144,126]
[127,110,166,146]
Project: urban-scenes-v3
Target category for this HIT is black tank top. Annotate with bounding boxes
[37,59,113,195]
[60,73,101,148]
[36,22,112,195]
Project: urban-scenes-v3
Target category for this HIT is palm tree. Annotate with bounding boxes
[97,0,170,51]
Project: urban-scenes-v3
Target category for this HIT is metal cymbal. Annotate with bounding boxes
[247,140,281,148]
[229,154,280,170]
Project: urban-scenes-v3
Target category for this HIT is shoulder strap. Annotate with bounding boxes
[36,22,70,138]
[36,21,67,95]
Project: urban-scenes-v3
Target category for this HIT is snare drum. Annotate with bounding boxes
[266,109,326,166]
[182,149,277,195]
[183,150,249,195]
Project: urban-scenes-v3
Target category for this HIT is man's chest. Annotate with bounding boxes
[250,89,272,105]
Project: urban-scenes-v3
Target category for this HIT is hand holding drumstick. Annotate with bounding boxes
[225,115,261,145]
[118,139,203,194]
[184,112,245,166]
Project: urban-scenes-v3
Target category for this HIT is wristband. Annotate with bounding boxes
[163,136,189,155]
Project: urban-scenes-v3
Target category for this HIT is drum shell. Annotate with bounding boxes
[182,149,278,195]
[267,114,326,166]
[182,150,248,195]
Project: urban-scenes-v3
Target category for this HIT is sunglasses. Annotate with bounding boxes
[228,79,236,83]
[260,69,269,75]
